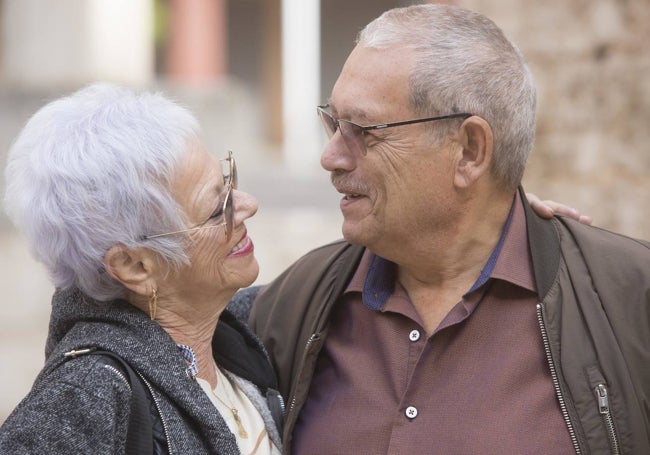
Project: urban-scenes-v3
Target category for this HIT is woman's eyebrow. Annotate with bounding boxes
[193,170,222,216]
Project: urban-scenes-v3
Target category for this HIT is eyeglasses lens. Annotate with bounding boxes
[223,189,233,241]
[318,108,337,138]
[339,120,366,156]
[318,108,366,156]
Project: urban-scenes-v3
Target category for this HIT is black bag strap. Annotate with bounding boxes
[62,348,154,454]
[90,351,154,455]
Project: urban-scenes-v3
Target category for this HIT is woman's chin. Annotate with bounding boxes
[233,258,260,289]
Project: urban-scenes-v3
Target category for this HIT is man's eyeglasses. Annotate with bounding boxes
[141,150,237,241]
[317,104,472,156]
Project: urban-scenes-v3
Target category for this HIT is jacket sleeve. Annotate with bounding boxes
[0,356,132,454]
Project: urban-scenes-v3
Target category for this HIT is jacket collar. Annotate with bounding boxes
[519,186,561,300]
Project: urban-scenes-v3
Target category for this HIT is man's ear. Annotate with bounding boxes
[453,116,494,189]
[104,245,157,296]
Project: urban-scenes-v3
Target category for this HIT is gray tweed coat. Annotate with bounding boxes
[0,288,282,454]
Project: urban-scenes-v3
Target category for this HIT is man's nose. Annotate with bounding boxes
[320,130,357,173]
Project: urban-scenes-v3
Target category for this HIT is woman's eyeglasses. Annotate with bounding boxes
[141,150,237,241]
[317,104,472,156]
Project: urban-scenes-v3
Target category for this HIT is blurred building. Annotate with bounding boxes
[0,0,415,175]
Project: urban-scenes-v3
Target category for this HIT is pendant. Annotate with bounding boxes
[231,408,249,439]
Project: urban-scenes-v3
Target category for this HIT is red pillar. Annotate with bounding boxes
[166,0,227,86]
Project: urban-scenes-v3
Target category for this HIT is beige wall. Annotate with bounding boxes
[462,0,649,239]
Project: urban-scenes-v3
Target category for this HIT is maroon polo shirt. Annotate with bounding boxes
[292,193,574,454]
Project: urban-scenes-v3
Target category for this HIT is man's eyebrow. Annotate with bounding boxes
[328,101,372,123]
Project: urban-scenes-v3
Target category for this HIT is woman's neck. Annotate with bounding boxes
[157,306,223,388]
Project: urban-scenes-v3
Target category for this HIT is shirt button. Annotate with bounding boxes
[409,329,421,342]
[405,406,418,419]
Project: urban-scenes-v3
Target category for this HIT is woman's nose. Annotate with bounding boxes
[233,189,258,225]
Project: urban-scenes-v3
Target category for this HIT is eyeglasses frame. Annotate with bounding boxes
[141,150,237,241]
[317,104,473,155]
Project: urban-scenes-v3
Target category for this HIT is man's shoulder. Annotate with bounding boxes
[250,240,364,326]
[555,215,650,258]
[553,216,650,296]
[274,239,363,280]
[297,238,359,261]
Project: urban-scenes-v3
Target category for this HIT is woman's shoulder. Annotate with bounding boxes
[50,352,133,400]
[0,353,132,453]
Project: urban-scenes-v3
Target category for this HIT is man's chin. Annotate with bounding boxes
[341,222,372,247]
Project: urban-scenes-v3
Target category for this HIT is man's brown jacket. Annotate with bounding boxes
[250,189,650,454]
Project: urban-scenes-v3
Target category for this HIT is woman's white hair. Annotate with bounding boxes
[358,4,537,191]
[4,83,199,301]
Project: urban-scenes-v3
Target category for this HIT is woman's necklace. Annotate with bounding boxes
[210,368,249,439]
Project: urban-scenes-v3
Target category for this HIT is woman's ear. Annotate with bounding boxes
[453,116,494,189]
[104,245,157,296]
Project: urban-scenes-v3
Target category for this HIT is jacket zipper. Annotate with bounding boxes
[287,333,319,418]
[536,304,582,455]
[596,383,621,454]
[137,371,174,455]
[276,392,286,413]
[103,364,130,386]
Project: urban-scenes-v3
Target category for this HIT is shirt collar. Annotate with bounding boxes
[177,343,199,378]
[362,255,397,311]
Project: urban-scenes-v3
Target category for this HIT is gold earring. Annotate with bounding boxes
[148,289,157,320]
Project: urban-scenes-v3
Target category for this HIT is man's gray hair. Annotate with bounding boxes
[4,83,199,301]
[358,4,537,191]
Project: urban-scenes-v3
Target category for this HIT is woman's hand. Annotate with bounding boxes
[527,193,593,225]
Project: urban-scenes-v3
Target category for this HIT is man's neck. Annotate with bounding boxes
[394,192,514,334]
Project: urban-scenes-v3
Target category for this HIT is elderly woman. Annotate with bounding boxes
[0,84,282,454]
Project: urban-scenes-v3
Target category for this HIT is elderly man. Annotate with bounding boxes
[248,4,650,454]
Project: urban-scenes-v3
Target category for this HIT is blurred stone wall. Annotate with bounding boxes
[463,0,649,239]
